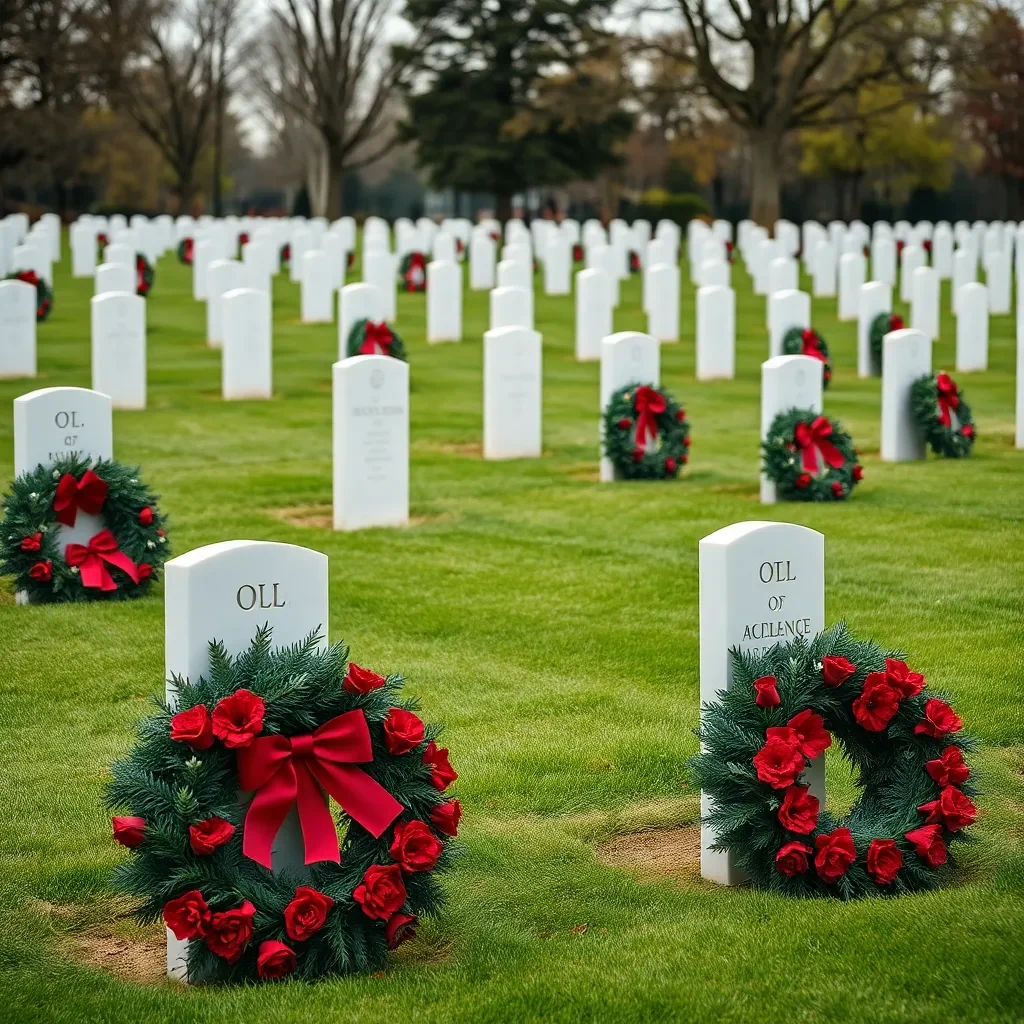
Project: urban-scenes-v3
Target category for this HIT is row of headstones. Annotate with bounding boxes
[1,212,60,283]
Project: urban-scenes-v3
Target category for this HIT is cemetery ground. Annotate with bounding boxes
[1,246,1022,1023]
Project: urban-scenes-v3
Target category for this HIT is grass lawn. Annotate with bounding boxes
[0,239,1022,1023]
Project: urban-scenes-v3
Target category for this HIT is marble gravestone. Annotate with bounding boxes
[332,355,409,531]
[881,328,931,462]
[91,292,146,410]
[162,539,329,979]
[837,252,865,321]
[483,327,542,460]
[956,282,989,372]
[695,285,735,381]
[599,332,660,483]
[698,521,825,885]
[646,264,679,343]
[497,258,532,293]
[0,279,36,379]
[490,285,533,331]
[426,260,462,343]
[95,262,135,297]
[543,239,571,295]
[206,259,244,348]
[223,288,272,400]
[857,281,891,377]
[951,250,976,314]
[470,233,496,290]
[699,259,730,289]
[575,268,612,362]
[301,250,334,324]
[812,241,836,298]
[767,289,810,358]
[900,244,925,303]
[193,239,216,301]
[760,355,823,504]
[363,251,397,321]
[338,283,385,361]
[911,266,939,344]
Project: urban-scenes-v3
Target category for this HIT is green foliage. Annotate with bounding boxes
[869,311,904,373]
[781,326,832,389]
[346,318,408,362]
[398,252,427,292]
[136,253,154,297]
[911,373,976,458]
[601,382,690,481]
[761,408,861,502]
[629,191,709,227]
[176,238,193,265]
[688,624,978,899]
[4,271,51,321]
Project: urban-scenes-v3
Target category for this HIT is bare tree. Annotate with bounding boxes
[209,0,246,214]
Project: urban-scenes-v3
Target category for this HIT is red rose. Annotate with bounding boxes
[821,656,855,687]
[753,674,780,707]
[917,785,976,832]
[386,911,418,949]
[353,863,407,921]
[777,784,819,834]
[383,708,425,755]
[284,886,334,942]
[753,736,805,789]
[617,417,632,429]
[914,698,962,738]
[683,435,691,447]
[852,674,901,732]
[831,481,844,498]
[925,745,969,787]
[677,408,686,422]
[884,658,925,698]
[866,838,902,884]
[430,799,462,837]
[853,464,864,481]
[890,314,904,331]
[170,704,214,750]
[138,506,154,526]
[20,532,41,552]
[665,457,677,473]
[681,454,688,463]
[157,528,165,538]
[111,816,146,848]
[779,709,831,758]
[631,448,644,462]
[137,563,152,580]
[189,816,236,855]
[905,823,947,866]
[814,827,856,883]
[423,740,457,790]
[775,841,812,876]
[29,560,52,581]
[257,939,296,979]
[390,819,443,873]
[163,889,210,940]
[205,900,255,962]
[795,473,811,489]
[344,663,386,694]
[211,689,265,748]
[962,424,974,439]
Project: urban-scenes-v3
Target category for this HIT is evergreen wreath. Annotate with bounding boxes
[911,372,975,458]
[136,253,155,297]
[602,382,690,480]
[96,232,109,258]
[177,238,194,266]
[781,326,832,389]
[572,244,583,263]
[345,318,407,361]
[869,312,904,371]
[761,408,862,501]
[399,252,427,292]
[5,270,52,321]
[280,243,291,266]
[725,241,736,264]
[0,453,169,603]
[628,250,641,273]
[688,623,977,899]
[106,627,459,983]
[347,251,356,269]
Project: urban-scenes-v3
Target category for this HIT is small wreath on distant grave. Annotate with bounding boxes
[399,252,427,292]
[0,453,169,603]
[280,243,291,266]
[628,250,641,273]
[6,270,52,322]
[238,232,249,252]
[177,238,194,266]
[911,372,975,458]
[96,232,109,257]
[602,382,690,480]
[781,326,832,389]
[136,253,155,297]
[106,628,460,982]
[869,312,904,370]
[455,238,465,259]
[347,251,356,269]
[725,241,736,264]
[761,408,862,501]
[572,244,583,263]
[688,623,977,899]
[346,318,407,362]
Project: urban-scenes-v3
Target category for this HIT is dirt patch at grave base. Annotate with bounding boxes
[65,923,168,986]
[413,440,483,458]
[268,505,454,529]
[598,825,702,881]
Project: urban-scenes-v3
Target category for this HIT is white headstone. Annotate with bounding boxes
[646,264,679,343]
[768,289,810,358]
[206,259,244,347]
[575,268,612,362]
[696,285,735,381]
[300,250,333,323]
[363,251,397,321]
[223,288,272,399]
[104,242,134,269]
[812,241,836,298]
[490,285,533,330]
[599,332,660,483]
[858,281,891,377]
[952,249,976,313]
[483,327,542,460]
[986,249,1011,315]
[881,328,930,461]
[91,292,146,410]
[956,282,989,372]
[871,235,896,286]
[699,259,730,288]
[497,258,532,293]
[910,266,939,343]
[193,240,215,300]
[768,256,798,296]
[0,279,36,378]
[543,238,571,295]
[290,228,312,283]
[71,226,97,278]
[470,233,496,290]
[760,355,823,503]
[242,241,274,293]
[338,283,385,360]
[933,225,954,279]
[95,262,134,297]
[427,260,462,343]
[838,252,865,321]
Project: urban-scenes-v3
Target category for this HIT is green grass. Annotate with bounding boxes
[1,241,1022,1023]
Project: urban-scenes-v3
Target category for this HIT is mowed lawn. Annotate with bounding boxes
[1,238,1022,1024]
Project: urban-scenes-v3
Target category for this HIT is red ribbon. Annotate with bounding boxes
[359,321,393,356]
[237,710,403,869]
[53,469,108,526]
[801,329,827,364]
[793,416,845,473]
[184,238,194,263]
[936,373,960,427]
[65,529,140,591]
[634,386,666,448]
[17,270,39,287]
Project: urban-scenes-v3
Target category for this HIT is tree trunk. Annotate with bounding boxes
[325,144,344,220]
[496,192,512,222]
[749,128,782,228]
[212,82,224,216]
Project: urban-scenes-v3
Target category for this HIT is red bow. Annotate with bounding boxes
[65,529,140,591]
[801,329,827,363]
[359,321,393,356]
[53,469,108,526]
[935,373,960,427]
[634,386,666,448]
[793,416,845,473]
[237,710,403,869]
[17,270,39,287]
[184,238,194,262]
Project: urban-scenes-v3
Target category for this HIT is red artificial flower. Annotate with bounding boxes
[925,745,970,787]
[821,656,856,687]
[681,454,688,464]
[914,698,962,738]
[962,424,974,439]
[917,786,977,832]
[111,816,146,848]
[157,528,165,538]
[205,900,256,962]
[852,464,864,481]
[138,506,154,526]
[884,658,925,698]
[753,674,781,707]
[430,799,462,837]
[211,689,265,748]
[137,563,152,580]
[163,889,210,941]
[423,740,457,790]
[383,707,425,755]
[343,663,386,694]
[831,481,844,498]
[631,448,645,462]
[683,435,691,447]
[390,819,444,873]
[795,473,811,489]
[676,408,686,422]
[170,703,214,750]
[189,816,236,855]
[777,784,819,834]
[905,824,947,867]
[775,841,812,876]
[753,736,805,789]
[664,457,677,474]
[386,911,418,949]
[617,417,632,429]
[852,674,901,732]
[866,838,902,884]
[284,886,334,942]
[20,532,41,552]
[890,314,904,332]
[776,710,831,758]
[353,863,407,921]
[29,560,52,581]
[814,827,856,883]
[256,939,296,980]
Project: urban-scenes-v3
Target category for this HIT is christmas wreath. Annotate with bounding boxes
[280,243,291,266]
[572,244,583,264]
[869,312,904,371]
[761,408,862,501]
[346,318,407,362]
[911,372,975,458]
[0,453,169,603]
[5,270,52,321]
[455,238,465,259]
[781,326,832,389]
[137,253,155,297]
[602,382,690,480]
[177,238,194,266]
[688,623,977,899]
[96,232,109,258]
[347,251,356,269]
[238,232,250,252]
[725,241,735,264]
[399,252,427,292]
[628,250,641,273]
[106,627,459,983]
